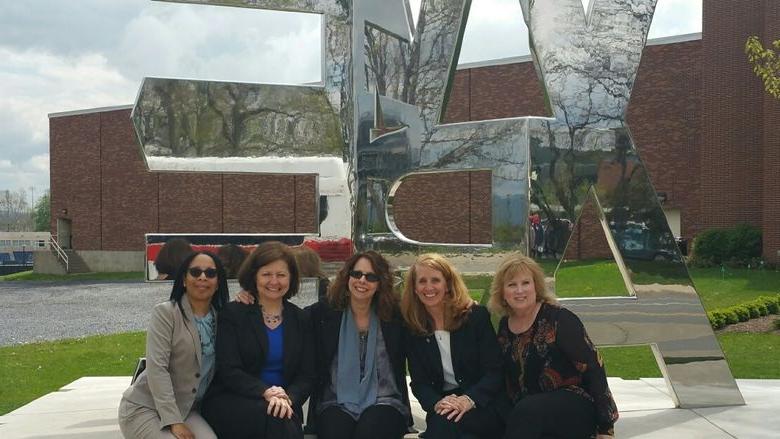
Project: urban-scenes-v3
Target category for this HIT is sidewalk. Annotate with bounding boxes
[1,377,777,438]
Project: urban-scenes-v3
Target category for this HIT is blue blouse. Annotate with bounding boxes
[260,324,285,387]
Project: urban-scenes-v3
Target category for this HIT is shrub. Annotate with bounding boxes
[723,309,739,325]
[747,303,760,319]
[708,311,726,330]
[691,224,762,267]
[774,319,780,331]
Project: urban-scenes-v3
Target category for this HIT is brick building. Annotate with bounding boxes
[48,0,780,268]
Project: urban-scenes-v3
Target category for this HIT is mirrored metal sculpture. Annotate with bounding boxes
[133,0,743,407]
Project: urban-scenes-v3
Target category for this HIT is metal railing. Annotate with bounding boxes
[49,234,69,273]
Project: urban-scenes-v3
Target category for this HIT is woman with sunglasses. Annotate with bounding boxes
[305,251,411,439]
[201,241,315,439]
[401,253,505,439]
[119,251,228,439]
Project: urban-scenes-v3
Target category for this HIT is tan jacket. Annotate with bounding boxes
[121,297,213,428]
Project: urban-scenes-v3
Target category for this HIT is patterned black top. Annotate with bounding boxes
[496,302,618,435]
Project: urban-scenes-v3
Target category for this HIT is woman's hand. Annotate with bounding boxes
[170,423,195,439]
[234,290,255,305]
[434,394,474,422]
[266,396,293,419]
[596,435,614,439]
[263,386,290,403]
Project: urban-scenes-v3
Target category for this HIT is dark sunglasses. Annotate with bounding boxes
[348,270,380,283]
[188,267,218,279]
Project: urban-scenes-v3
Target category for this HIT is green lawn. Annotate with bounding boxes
[465,260,780,311]
[0,271,145,282]
[0,332,145,415]
[1,331,777,415]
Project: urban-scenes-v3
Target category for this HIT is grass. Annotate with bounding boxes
[1,331,777,416]
[0,332,145,415]
[0,271,145,282]
[465,260,780,311]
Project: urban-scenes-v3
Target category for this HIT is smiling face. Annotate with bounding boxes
[255,259,290,303]
[184,254,218,305]
[348,257,379,305]
[414,264,448,313]
[501,269,539,315]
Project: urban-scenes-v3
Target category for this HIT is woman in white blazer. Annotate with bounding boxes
[119,251,229,439]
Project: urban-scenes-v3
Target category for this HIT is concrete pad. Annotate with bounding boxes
[2,377,779,438]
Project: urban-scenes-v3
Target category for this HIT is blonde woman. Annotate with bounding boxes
[401,254,504,439]
[488,254,618,439]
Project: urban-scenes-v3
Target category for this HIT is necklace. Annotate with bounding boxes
[261,309,282,326]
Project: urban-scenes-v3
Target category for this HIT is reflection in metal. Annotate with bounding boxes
[136,0,743,407]
[144,233,305,281]
[522,0,743,407]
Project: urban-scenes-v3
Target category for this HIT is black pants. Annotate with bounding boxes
[424,403,504,439]
[317,405,406,439]
[503,390,596,439]
[202,393,303,439]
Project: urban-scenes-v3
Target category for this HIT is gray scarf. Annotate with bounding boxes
[336,307,379,415]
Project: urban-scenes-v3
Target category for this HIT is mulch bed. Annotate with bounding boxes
[716,315,780,335]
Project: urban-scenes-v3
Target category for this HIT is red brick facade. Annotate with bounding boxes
[50,108,317,252]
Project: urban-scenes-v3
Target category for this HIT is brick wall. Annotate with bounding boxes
[50,108,318,252]
[761,1,780,264]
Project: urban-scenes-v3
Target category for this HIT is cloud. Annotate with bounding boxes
[649,0,702,38]
[0,154,50,194]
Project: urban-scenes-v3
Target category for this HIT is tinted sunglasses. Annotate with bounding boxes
[348,270,380,283]
[188,267,218,279]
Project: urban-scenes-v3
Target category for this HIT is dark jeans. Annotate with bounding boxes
[503,390,597,439]
[202,393,303,439]
[317,405,406,439]
[424,403,504,439]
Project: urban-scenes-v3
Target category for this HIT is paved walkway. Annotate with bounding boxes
[1,377,776,438]
[0,280,318,346]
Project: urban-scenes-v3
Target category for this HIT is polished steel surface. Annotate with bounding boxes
[522,0,743,407]
[135,0,743,407]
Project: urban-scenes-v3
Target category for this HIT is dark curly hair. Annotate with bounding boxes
[326,251,398,321]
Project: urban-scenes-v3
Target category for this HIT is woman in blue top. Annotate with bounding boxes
[202,242,316,439]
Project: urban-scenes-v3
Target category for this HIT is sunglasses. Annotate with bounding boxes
[188,267,218,279]
[348,270,380,283]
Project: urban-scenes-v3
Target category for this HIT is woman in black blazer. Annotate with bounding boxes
[202,242,315,439]
[401,253,504,439]
[305,251,411,439]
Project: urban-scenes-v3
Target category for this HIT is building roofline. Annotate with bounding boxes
[456,32,702,70]
[48,104,133,119]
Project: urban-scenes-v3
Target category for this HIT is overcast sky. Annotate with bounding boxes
[0,0,702,200]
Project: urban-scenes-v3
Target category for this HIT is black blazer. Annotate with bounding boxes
[304,299,411,429]
[406,305,503,412]
[206,300,316,417]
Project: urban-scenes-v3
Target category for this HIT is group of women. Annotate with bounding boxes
[118,242,618,439]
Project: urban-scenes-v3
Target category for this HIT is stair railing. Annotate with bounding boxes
[49,234,69,273]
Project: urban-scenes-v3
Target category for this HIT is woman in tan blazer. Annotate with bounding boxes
[119,251,229,439]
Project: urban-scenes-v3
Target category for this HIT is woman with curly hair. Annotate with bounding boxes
[305,251,410,439]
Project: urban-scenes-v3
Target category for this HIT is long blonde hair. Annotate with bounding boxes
[488,254,557,316]
[401,253,473,335]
